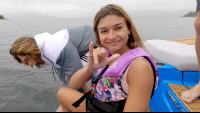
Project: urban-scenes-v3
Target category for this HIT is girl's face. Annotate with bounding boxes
[97,14,130,55]
[17,55,35,67]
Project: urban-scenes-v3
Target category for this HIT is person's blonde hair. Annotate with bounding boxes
[10,37,45,68]
[93,4,145,49]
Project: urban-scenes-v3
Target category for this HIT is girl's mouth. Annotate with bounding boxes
[108,41,120,46]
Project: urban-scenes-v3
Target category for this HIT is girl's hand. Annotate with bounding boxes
[87,41,120,73]
[93,46,107,64]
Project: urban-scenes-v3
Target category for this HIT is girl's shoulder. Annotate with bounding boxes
[129,57,152,71]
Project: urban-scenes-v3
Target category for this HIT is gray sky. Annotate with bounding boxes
[0,0,196,18]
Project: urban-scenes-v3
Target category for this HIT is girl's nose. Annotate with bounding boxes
[108,30,116,40]
[28,61,33,67]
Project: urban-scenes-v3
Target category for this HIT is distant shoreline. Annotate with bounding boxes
[0,18,9,20]
[183,11,197,17]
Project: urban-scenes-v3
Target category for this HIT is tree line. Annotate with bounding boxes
[0,15,5,19]
[183,11,197,17]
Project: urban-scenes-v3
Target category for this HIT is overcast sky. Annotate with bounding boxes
[0,0,196,18]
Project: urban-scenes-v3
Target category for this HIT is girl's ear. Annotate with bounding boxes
[128,29,131,36]
[25,54,29,58]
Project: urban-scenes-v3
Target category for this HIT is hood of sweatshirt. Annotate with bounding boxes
[34,29,69,68]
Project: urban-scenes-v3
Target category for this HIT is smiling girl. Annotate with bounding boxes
[57,4,158,112]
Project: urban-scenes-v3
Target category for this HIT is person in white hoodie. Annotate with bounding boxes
[10,25,97,111]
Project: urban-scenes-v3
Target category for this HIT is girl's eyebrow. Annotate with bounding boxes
[114,23,123,26]
[98,23,123,30]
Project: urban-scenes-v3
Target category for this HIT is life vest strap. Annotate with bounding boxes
[72,91,88,108]
[72,91,126,112]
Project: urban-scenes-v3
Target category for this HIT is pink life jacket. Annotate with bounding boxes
[72,47,159,112]
[91,47,158,102]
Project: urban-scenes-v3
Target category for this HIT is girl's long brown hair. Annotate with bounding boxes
[10,37,45,68]
[93,4,145,49]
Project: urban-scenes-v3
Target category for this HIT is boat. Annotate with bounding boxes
[145,38,200,112]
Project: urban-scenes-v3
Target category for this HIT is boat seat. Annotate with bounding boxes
[144,39,199,71]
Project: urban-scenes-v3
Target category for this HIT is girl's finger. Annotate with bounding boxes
[97,47,101,63]
[100,49,107,61]
[93,49,98,63]
[88,41,95,64]
[88,41,93,57]
[106,54,120,64]
[94,54,120,69]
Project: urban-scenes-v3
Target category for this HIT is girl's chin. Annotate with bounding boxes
[107,47,120,53]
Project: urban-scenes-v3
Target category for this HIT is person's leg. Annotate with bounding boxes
[57,87,86,112]
[55,82,86,112]
[181,1,200,103]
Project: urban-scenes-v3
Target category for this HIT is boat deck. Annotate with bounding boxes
[169,37,195,45]
[168,84,200,112]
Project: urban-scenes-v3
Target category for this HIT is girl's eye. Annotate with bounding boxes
[24,59,29,65]
[116,26,122,30]
[100,30,107,33]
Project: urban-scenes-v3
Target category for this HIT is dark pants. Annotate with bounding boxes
[197,0,200,12]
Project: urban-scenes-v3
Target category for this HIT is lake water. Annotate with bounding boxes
[0,17,196,112]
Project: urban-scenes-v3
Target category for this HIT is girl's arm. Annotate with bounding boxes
[80,83,90,94]
[70,64,94,90]
[123,58,154,112]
